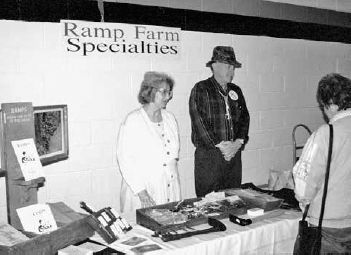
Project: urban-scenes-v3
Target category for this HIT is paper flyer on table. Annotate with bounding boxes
[16,203,58,234]
[108,233,166,254]
[11,138,44,181]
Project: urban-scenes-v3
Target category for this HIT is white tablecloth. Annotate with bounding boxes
[96,210,301,255]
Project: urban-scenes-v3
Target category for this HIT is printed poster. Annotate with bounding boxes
[108,233,164,254]
[11,138,44,181]
[16,203,58,234]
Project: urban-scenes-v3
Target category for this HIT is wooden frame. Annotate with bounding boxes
[33,105,69,166]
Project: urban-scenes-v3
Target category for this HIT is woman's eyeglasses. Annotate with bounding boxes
[156,88,173,97]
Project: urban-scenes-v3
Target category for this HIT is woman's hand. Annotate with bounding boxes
[138,189,156,208]
[169,159,181,196]
[168,159,179,179]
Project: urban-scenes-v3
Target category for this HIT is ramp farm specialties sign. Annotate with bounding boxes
[61,20,181,57]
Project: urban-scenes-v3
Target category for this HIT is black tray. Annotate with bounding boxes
[136,197,248,231]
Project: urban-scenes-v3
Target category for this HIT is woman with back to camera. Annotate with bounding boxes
[293,73,351,253]
[117,71,181,213]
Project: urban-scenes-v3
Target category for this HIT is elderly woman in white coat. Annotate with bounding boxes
[117,71,181,213]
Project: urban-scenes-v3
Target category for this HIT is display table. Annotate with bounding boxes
[92,209,301,255]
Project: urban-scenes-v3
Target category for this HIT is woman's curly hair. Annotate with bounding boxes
[137,71,174,104]
[317,73,351,110]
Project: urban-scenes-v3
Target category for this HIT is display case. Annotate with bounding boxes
[137,189,283,232]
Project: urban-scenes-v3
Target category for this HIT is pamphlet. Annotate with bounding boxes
[16,203,58,234]
[109,234,164,254]
[11,138,44,181]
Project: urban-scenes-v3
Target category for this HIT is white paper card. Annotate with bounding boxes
[109,234,164,254]
[11,138,44,181]
[16,204,58,234]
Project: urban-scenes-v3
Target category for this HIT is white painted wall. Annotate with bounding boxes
[0,20,350,219]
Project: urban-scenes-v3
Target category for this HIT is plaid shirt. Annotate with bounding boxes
[189,76,250,149]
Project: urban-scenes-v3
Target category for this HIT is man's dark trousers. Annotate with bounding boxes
[194,147,242,197]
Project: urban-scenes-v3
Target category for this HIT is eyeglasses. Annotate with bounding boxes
[156,88,173,97]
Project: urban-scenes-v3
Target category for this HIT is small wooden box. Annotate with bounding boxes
[0,202,94,255]
[224,188,283,211]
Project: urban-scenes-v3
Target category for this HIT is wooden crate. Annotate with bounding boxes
[0,202,94,255]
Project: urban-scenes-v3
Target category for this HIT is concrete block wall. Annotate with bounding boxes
[0,19,350,219]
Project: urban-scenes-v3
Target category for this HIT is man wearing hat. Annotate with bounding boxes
[189,46,250,197]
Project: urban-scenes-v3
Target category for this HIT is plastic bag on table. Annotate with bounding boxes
[267,169,294,191]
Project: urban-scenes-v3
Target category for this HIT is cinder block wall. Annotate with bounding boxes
[0,17,350,218]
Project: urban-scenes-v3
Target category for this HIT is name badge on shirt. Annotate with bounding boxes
[229,90,238,101]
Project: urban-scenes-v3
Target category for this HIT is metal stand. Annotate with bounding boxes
[292,124,312,165]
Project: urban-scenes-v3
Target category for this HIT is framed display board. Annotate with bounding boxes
[33,105,69,166]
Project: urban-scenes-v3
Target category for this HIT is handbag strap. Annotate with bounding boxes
[302,204,310,220]
[301,124,333,229]
[318,124,333,228]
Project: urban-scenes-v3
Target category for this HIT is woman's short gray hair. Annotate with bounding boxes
[138,71,174,104]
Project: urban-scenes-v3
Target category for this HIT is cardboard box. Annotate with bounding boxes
[0,202,94,255]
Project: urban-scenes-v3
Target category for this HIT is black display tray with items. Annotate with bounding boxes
[136,189,283,232]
